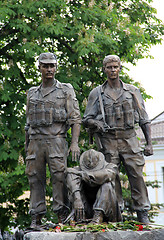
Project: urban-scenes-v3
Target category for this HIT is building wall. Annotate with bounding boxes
[136,112,164,205]
[144,144,164,204]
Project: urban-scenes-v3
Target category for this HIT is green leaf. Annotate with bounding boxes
[0,0,163,231]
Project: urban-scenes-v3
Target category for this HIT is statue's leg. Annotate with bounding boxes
[120,135,151,211]
[122,152,151,210]
[99,137,124,211]
[47,138,69,223]
[120,136,151,223]
[93,182,122,222]
[25,139,47,227]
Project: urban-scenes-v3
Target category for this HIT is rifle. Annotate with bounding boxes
[97,86,110,132]
[88,86,110,148]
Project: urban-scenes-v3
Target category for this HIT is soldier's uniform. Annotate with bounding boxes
[83,80,151,212]
[25,80,81,218]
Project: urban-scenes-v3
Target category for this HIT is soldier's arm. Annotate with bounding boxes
[69,123,81,161]
[73,190,85,222]
[83,88,98,126]
[65,84,81,161]
[132,87,153,156]
[85,166,117,185]
[141,123,153,156]
[25,91,30,153]
[83,88,105,132]
[66,168,85,222]
[25,87,36,154]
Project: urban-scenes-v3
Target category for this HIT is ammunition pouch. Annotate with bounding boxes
[105,98,135,129]
[28,99,67,127]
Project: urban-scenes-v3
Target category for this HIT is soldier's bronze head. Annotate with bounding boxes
[103,55,122,74]
[38,53,57,83]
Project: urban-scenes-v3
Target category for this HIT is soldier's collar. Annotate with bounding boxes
[38,79,62,90]
[121,80,129,91]
[102,79,128,91]
[37,80,62,97]
[55,79,63,89]
[101,81,107,92]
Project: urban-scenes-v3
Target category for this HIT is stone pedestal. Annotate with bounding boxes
[24,229,164,240]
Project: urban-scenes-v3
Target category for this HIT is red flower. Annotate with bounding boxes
[136,224,143,231]
[102,229,105,232]
[56,226,61,232]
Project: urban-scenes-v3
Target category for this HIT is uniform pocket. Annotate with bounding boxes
[122,96,134,128]
[49,154,65,172]
[25,154,36,176]
[26,154,36,161]
[126,137,142,153]
[53,108,67,122]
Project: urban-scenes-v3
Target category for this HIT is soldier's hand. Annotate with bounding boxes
[74,199,85,223]
[82,171,90,183]
[87,119,105,132]
[92,120,105,132]
[68,142,80,162]
[144,144,153,156]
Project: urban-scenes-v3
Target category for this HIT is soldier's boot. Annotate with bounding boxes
[91,210,103,224]
[30,215,42,228]
[36,215,42,225]
[30,215,37,228]
[137,210,149,224]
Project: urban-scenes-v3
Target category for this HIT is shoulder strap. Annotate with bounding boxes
[97,86,106,124]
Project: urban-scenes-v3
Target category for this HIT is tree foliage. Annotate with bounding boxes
[0,0,163,231]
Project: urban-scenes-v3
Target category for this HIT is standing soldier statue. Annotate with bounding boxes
[25,52,81,228]
[83,55,153,224]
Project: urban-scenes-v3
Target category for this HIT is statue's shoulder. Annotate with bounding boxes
[28,86,38,92]
[27,86,39,96]
[62,82,73,89]
[58,81,74,93]
[124,83,139,93]
[88,85,102,100]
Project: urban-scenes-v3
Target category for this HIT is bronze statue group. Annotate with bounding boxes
[25,53,153,228]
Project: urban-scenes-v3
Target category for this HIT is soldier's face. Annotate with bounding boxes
[104,61,120,80]
[39,63,56,80]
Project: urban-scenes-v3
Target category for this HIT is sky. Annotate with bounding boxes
[124,0,164,120]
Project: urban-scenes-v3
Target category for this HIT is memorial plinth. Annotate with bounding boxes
[24,228,164,240]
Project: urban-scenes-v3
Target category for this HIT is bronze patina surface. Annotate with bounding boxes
[25,52,81,227]
[66,149,122,224]
[83,55,153,224]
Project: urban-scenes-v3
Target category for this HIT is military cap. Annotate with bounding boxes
[80,149,105,172]
[38,52,57,64]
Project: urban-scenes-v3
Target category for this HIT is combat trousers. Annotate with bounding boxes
[97,132,151,211]
[67,172,122,222]
[84,182,122,222]
[25,137,68,216]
